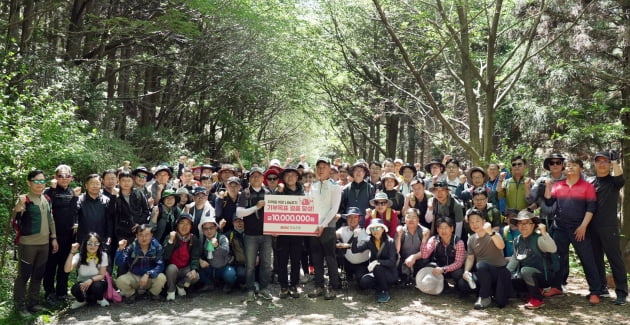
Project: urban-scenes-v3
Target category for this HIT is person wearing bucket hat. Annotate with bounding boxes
[589,150,628,305]
[236,164,273,302]
[427,181,465,239]
[163,213,201,301]
[175,187,193,210]
[308,157,342,300]
[402,177,433,230]
[150,189,182,245]
[115,171,151,244]
[380,173,405,214]
[463,209,511,309]
[336,207,370,285]
[339,162,376,228]
[399,163,417,195]
[132,166,153,201]
[351,218,397,303]
[424,158,446,190]
[150,165,173,204]
[416,266,445,295]
[527,153,566,229]
[365,192,398,238]
[507,210,558,309]
[197,216,237,293]
[263,168,282,191]
[210,164,236,196]
[184,186,215,238]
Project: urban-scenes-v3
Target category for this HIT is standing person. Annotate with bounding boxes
[184,187,215,238]
[380,172,405,216]
[11,170,59,317]
[274,167,305,299]
[486,163,504,213]
[236,167,273,302]
[424,158,446,191]
[214,176,241,234]
[150,165,173,205]
[338,161,375,228]
[368,161,383,191]
[402,178,432,230]
[543,158,601,304]
[43,165,78,306]
[507,210,558,310]
[101,170,119,201]
[426,181,464,239]
[64,233,109,309]
[527,153,566,228]
[589,151,628,305]
[76,175,114,248]
[308,158,342,300]
[115,171,150,244]
[497,156,532,212]
[132,167,153,206]
[398,163,417,196]
[114,224,166,303]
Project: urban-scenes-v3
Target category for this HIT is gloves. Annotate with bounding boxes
[609,150,619,162]
[367,260,380,272]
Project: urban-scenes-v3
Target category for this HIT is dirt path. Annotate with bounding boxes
[50,277,630,325]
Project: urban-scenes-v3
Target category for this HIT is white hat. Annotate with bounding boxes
[198,216,219,235]
[415,266,444,295]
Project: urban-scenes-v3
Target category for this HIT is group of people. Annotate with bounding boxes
[10,151,627,318]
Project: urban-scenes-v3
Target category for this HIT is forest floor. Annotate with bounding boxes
[40,273,630,325]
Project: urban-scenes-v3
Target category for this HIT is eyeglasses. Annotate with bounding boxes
[267,177,278,181]
[56,174,72,179]
[202,227,216,231]
[548,160,563,166]
[517,222,534,226]
[86,241,101,247]
[472,198,487,202]
[511,162,524,167]
[195,194,208,198]
[137,174,147,179]
[31,179,46,184]
[375,201,388,206]
[370,226,383,232]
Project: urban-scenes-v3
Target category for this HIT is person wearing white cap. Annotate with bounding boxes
[197,216,236,293]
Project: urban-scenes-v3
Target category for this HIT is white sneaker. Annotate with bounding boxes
[70,301,87,310]
[177,286,187,297]
[97,299,110,307]
[166,291,175,301]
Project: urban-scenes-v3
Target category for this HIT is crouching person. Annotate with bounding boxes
[163,213,201,301]
[198,216,236,293]
[507,210,558,309]
[64,233,109,309]
[115,224,166,303]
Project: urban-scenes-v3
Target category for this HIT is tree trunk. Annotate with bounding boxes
[19,0,34,56]
[406,118,416,163]
[385,102,398,159]
[620,0,630,273]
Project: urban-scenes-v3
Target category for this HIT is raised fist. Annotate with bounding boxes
[71,242,80,254]
[610,150,620,161]
[118,239,128,250]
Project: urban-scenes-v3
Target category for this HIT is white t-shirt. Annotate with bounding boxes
[72,252,109,282]
[336,227,370,264]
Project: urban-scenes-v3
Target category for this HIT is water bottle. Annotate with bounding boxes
[465,271,476,289]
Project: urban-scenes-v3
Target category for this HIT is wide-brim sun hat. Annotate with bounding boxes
[369,192,393,207]
[416,266,444,295]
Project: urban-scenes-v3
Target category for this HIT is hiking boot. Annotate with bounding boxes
[124,294,136,304]
[245,291,256,302]
[324,287,336,300]
[376,291,390,303]
[70,300,86,310]
[524,298,544,309]
[542,287,564,298]
[308,287,323,298]
[474,297,492,309]
[589,294,600,305]
[279,288,289,299]
[614,295,627,306]
[259,289,273,300]
[289,286,300,298]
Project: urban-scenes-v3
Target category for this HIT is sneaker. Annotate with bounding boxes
[324,287,336,300]
[17,307,32,318]
[600,291,611,298]
[198,283,215,293]
[45,294,60,307]
[150,293,162,301]
[589,294,600,305]
[289,286,300,298]
[543,287,564,298]
[259,289,273,300]
[70,301,86,310]
[177,286,187,297]
[279,288,290,299]
[97,299,110,307]
[28,304,47,313]
[166,291,176,301]
[308,287,323,298]
[124,294,136,304]
[474,297,492,309]
[614,295,627,306]
[222,284,233,294]
[524,298,544,309]
[245,291,256,302]
[376,291,390,303]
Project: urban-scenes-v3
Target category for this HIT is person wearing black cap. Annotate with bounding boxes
[426,181,464,239]
[184,187,215,238]
[402,177,433,230]
[589,150,627,305]
[526,153,566,229]
[339,161,376,228]
[214,176,241,234]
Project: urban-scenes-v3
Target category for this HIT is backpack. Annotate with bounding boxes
[514,233,560,281]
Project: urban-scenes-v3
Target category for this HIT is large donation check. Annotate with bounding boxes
[263,195,320,236]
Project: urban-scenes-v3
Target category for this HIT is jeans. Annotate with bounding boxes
[244,234,272,291]
[199,265,237,286]
[71,280,107,303]
[552,227,600,294]
[359,265,397,292]
[309,228,339,288]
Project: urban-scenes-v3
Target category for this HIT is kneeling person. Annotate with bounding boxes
[198,217,236,292]
[163,213,201,301]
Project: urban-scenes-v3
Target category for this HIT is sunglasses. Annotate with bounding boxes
[137,174,148,179]
[548,160,563,166]
[56,174,72,179]
[370,226,383,232]
[511,162,524,167]
[31,179,46,184]
[517,222,534,226]
[86,241,101,247]
[374,201,388,206]
[267,177,278,181]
